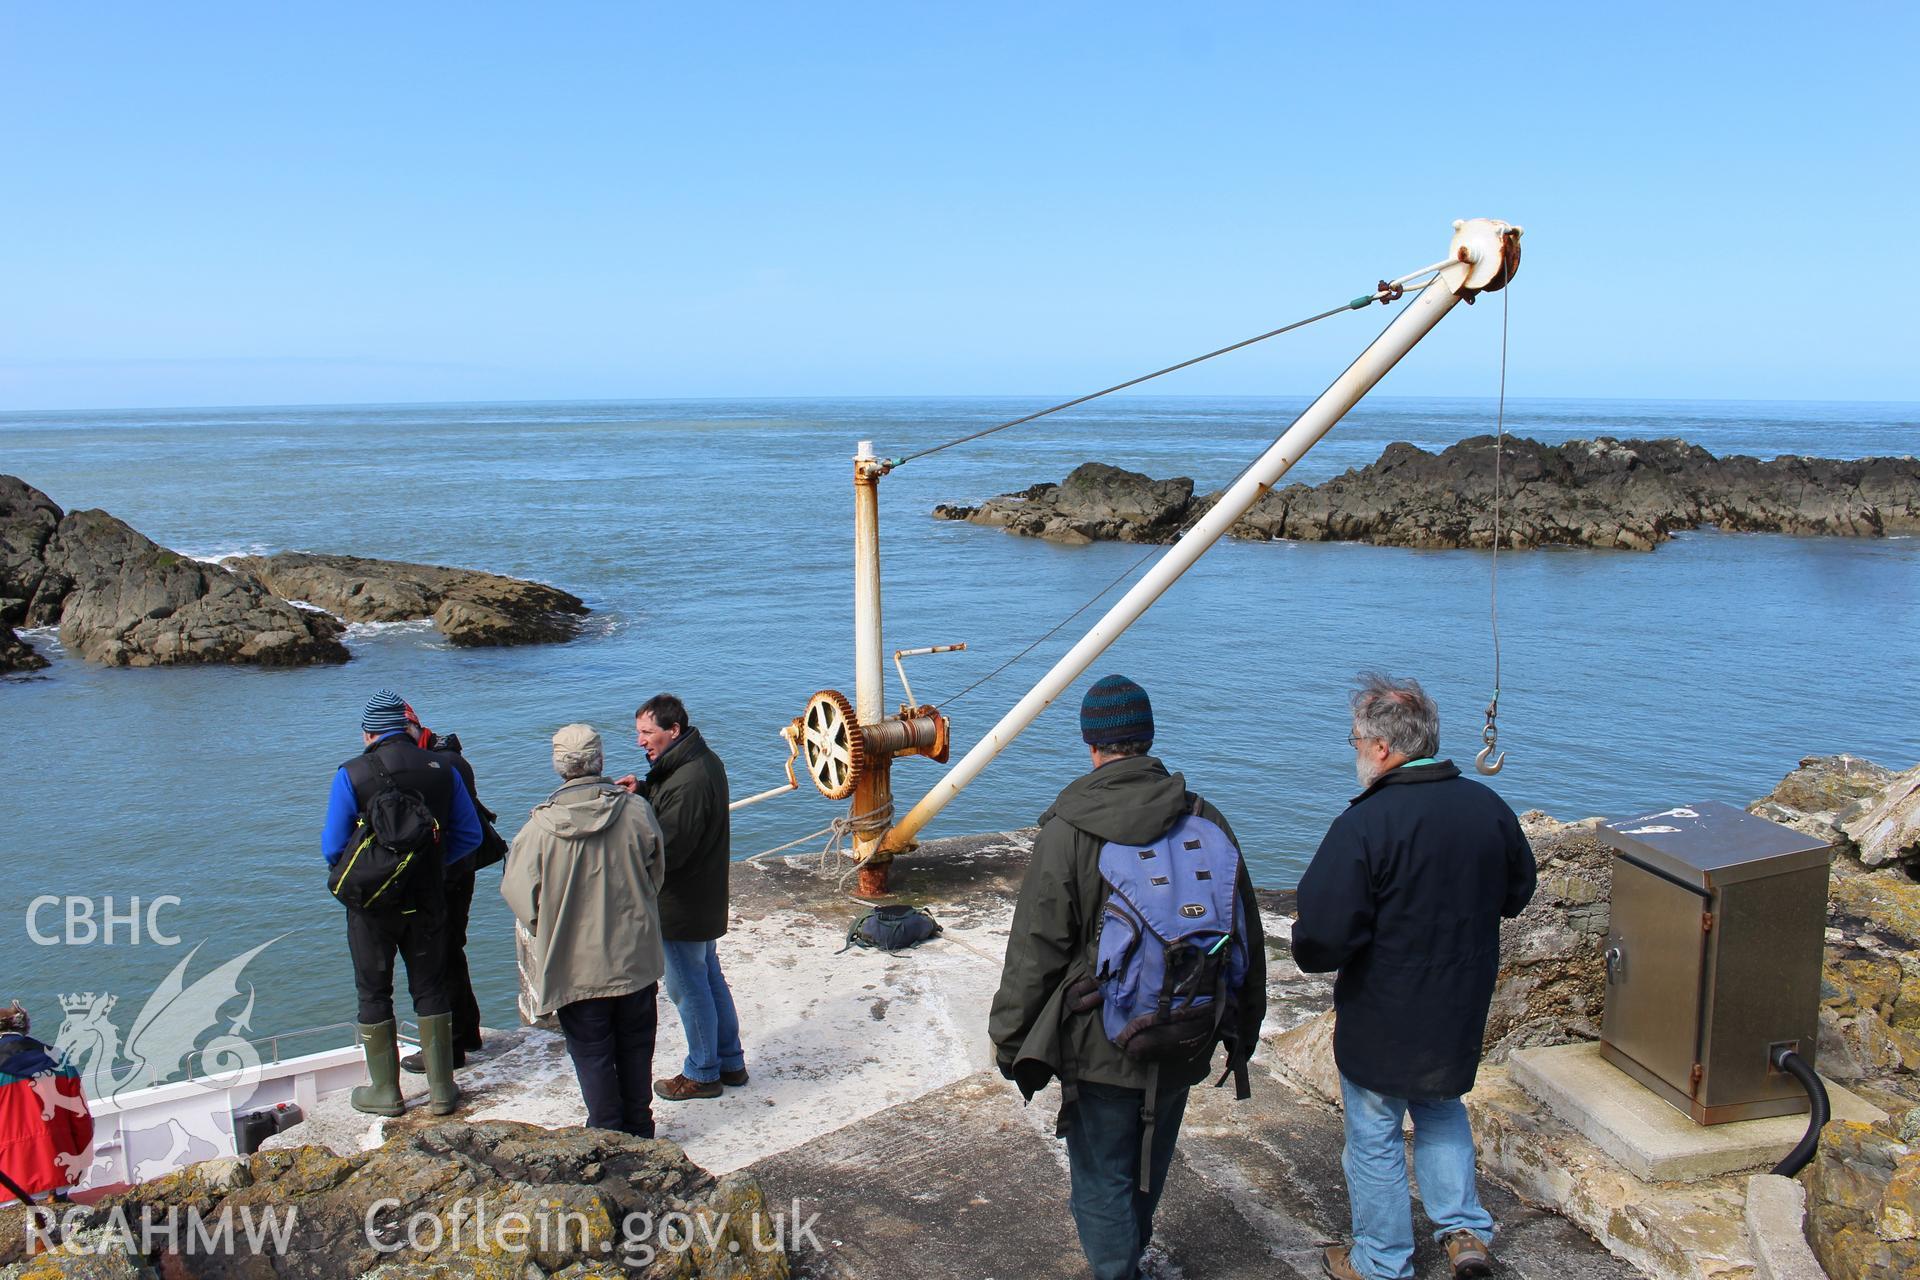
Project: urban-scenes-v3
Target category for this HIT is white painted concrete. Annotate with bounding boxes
[1744,1174,1829,1280]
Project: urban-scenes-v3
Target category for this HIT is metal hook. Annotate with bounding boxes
[1474,700,1506,775]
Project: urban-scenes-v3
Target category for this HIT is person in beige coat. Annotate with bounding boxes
[502,723,667,1137]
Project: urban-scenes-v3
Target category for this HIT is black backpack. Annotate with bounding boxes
[839,905,942,953]
[426,731,509,871]
[329,755,441,911]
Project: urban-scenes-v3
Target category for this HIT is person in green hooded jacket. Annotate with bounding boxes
[990,674,1267,1280]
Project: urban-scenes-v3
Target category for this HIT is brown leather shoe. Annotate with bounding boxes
[719,1067,749,1087]
[653,1073,723,1101]
[1322,1244,1367,1280]
[1443,1229,1493,1278]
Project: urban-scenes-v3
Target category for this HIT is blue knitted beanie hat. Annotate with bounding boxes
[1080,674,1154,746]
[361,688,413,736]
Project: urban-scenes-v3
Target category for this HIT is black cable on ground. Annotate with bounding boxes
[1769,1048,1831,1178]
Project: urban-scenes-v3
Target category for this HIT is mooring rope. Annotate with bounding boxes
[744,802,896,887]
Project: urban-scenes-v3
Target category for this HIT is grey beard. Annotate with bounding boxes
[1356,756,1376,789]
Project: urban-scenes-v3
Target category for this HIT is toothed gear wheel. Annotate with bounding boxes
[801,689,864,800]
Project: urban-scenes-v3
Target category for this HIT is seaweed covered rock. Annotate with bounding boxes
[0,477,348,669]
[228,552,588,647]
[938,462,1195,545]
[935,438,1920,550]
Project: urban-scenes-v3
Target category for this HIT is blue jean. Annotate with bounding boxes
[1062,1080,1190,1280]
[661,939,744,1083]
[1339,1074,1495,1280]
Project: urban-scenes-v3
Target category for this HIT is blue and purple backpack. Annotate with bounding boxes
[1082,807,1252,1061]
[1062,799,1254,1190]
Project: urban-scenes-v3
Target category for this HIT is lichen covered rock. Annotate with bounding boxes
[1804,1120,1920,1280]
[0,1122,789,1279]
[1484,813,1614,1061]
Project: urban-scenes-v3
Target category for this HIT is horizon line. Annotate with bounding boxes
[5,391,1918,417]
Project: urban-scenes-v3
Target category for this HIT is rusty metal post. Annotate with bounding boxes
[852,441,894,895]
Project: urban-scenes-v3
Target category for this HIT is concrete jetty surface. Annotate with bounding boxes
[277,831,1643,1278]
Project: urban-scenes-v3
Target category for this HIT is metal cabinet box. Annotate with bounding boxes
[1598,800,1831,1125]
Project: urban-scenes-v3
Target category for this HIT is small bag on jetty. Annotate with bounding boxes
[840,904,942,953]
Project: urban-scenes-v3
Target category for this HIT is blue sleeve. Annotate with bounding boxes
[443,774,483,863]
[321,767,360,866]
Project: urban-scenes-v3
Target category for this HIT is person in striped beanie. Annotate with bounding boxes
[1078,673,1155,747]
[991,673,1268,1280]
[320,688,484,1119]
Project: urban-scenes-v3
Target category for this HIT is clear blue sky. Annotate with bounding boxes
[3,2,1915,410]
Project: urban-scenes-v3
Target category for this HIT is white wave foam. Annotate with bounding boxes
[574,612,626,641]
[343,618,438,641]
[177,543,272,566]
[13,626,64,657]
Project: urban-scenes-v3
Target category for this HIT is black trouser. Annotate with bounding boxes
[556,986,658,1138]
[346,898,449,1025]
[442,859,482,1049]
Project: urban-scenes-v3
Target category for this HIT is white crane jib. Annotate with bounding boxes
[778,218,1522,895]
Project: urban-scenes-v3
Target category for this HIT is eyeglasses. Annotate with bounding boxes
[1346,732,1368,747]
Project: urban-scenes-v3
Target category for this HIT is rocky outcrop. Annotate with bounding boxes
[933,462,1196,546]
[0,1121,790,1279]
[935,437,1920,550]
[1,625,46,673]
[0,477,348,669]
[1750,754,1899,844]
[1736,755,1920,1279]
[1484,812,1614,1060]
[1840,764,1920,870]
[227,552,588,647]
[1,475,590,670]
[1748,756,1920,1095]
[1804,1121,1920,1280]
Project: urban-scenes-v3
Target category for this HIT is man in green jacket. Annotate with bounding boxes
[616,693,747,1101]
[990,674,1267,1280]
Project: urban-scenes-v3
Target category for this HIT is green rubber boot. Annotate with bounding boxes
[350,1021,405,1118]
[419,1012,462,1116]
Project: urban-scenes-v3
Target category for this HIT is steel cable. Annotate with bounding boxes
[893,302,1373,467]
[933,289,1435,709]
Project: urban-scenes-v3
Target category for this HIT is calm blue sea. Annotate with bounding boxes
[2,396,1916,1045]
